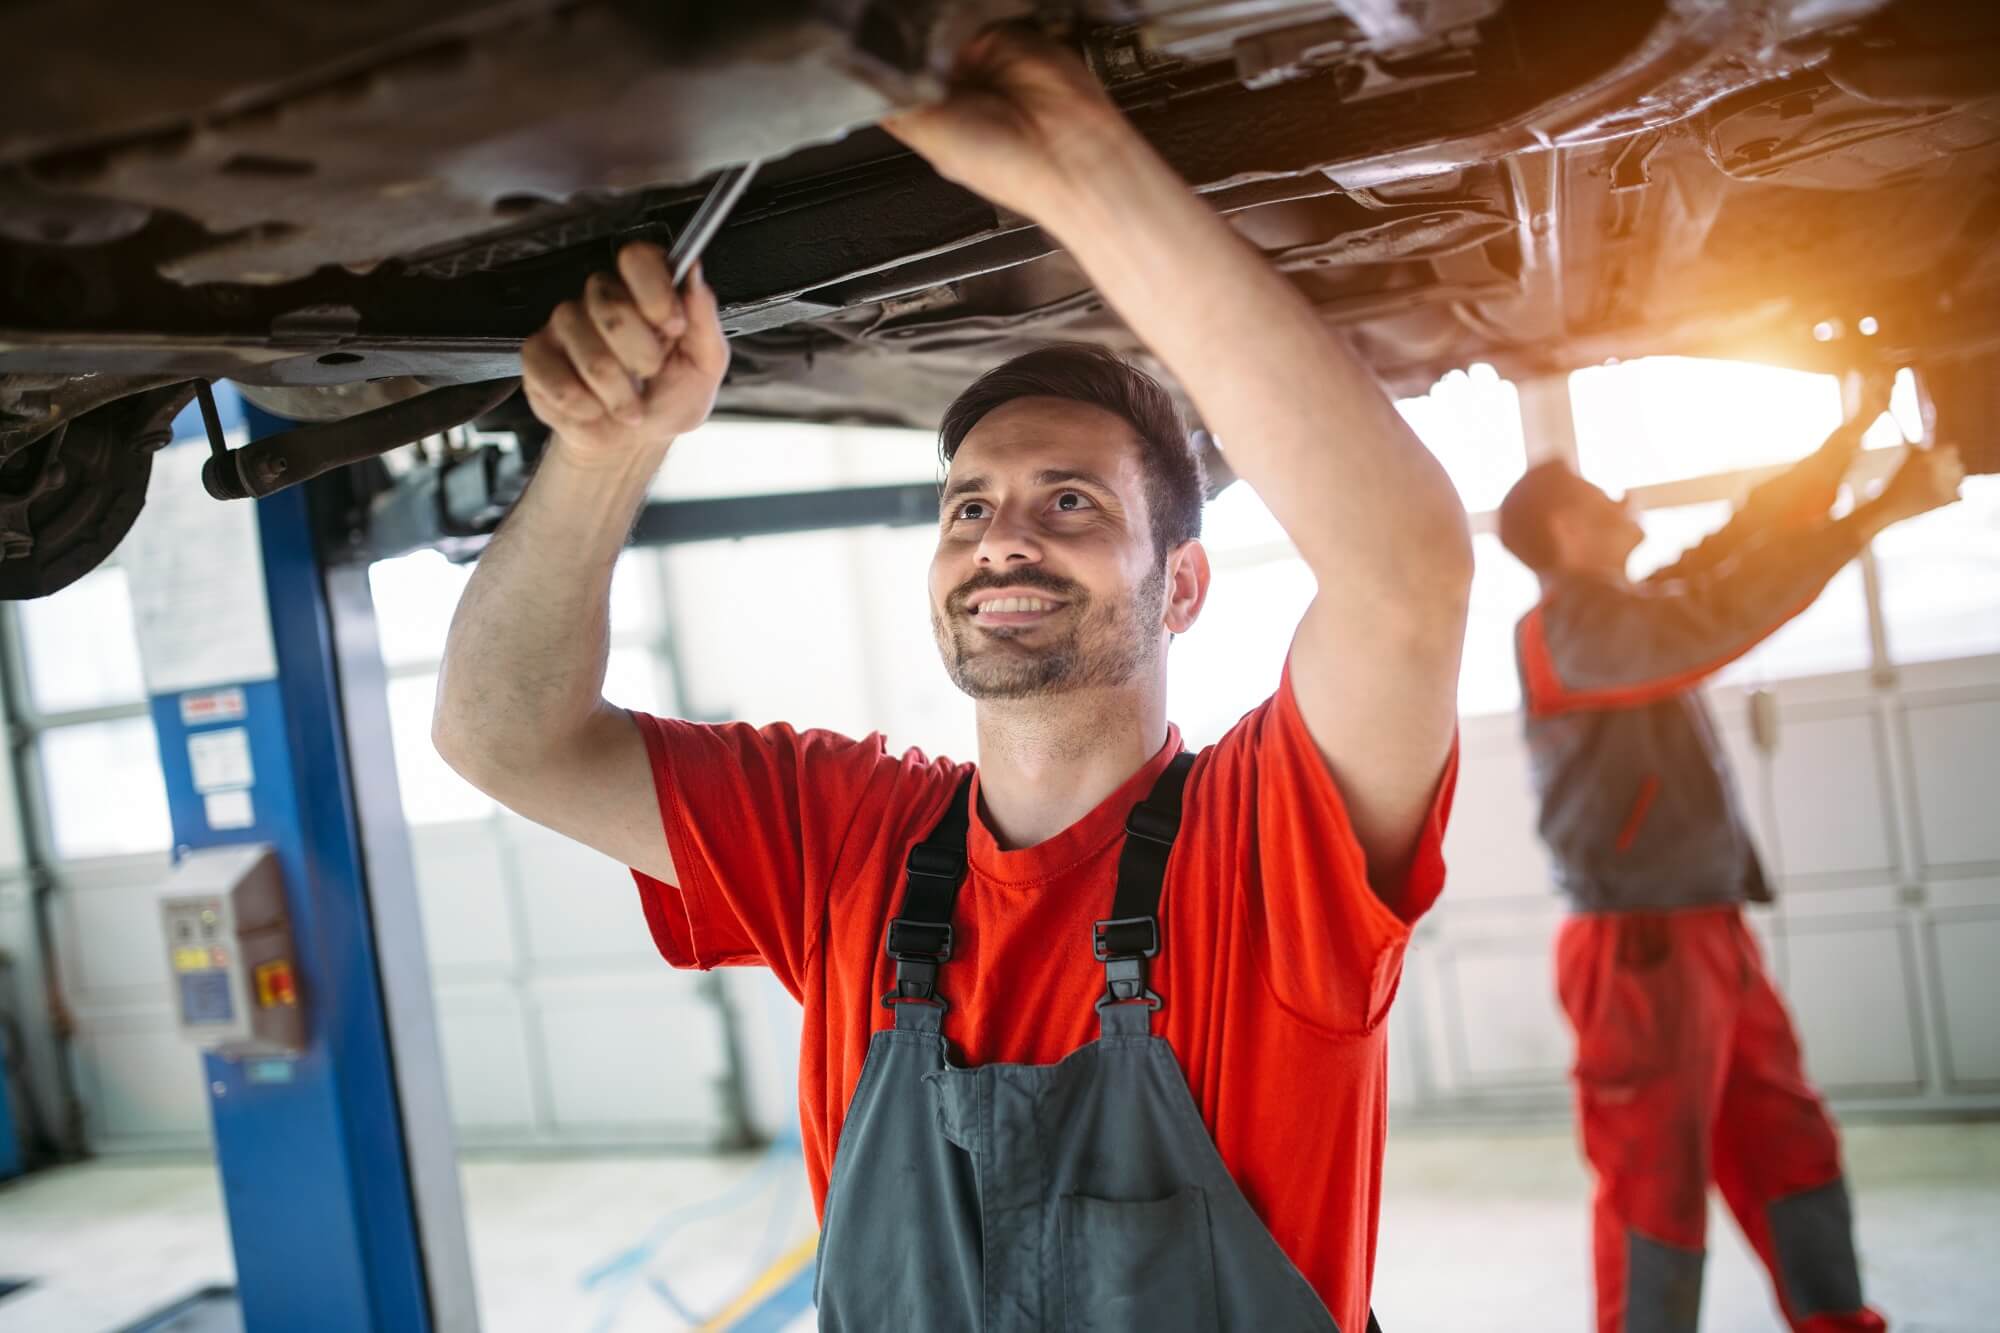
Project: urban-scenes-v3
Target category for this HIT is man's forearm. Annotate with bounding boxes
[1653,407,1876,584]
[433,436,669,779]
[1532,502,1890,712]
[1743,418,1867,525]
[1028,124,1469,596]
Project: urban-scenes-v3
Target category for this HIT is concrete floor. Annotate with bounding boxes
[1372,1121,2000,1332]
[0,1122,1993,1332]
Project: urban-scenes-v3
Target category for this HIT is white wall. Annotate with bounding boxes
[1395,653,2000,1117]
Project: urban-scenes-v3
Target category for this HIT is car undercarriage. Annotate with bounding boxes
[1,0,1995,595]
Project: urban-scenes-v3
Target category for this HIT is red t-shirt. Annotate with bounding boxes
[628,662,1457,1329]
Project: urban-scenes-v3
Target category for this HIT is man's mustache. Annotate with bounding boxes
[948,567,1084,613]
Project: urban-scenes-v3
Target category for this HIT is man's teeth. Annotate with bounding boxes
[978,597,1057,615]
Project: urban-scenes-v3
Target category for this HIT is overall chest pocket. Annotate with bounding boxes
[1059,1186,1220,1332]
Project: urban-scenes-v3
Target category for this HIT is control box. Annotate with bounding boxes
[159,845,305,1057]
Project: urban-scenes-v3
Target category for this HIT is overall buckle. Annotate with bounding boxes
[882,918,953,1010]
[880,978,950,1013]
[888,918,953,963]
[1092,916,1161,1011]
[1093,916,1158,961]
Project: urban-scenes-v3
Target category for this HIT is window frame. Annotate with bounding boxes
[0,556,168,867]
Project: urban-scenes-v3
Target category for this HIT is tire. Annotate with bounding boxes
[0,381,194,600]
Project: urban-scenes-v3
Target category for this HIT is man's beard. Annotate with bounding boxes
[932,565,1167,701]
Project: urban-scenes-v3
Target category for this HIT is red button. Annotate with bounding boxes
[255,961,297,1007]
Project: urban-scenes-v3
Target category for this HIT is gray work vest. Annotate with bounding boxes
[813,755,1378,1331]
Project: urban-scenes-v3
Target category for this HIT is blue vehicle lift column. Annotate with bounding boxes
[138,391,477,1331]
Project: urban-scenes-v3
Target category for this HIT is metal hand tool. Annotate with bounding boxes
[669,158,760,285]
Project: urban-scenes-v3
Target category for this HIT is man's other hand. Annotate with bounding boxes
[1853,366,1897,429]
[520,242,728,467]
[882,26,1126,218]
[1745,368,1897,527]
[1875,443,1966,523]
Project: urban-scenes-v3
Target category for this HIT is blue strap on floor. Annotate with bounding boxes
[581,1140,803,1332]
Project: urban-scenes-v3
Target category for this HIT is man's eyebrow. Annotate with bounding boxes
[940,474,988,507]
[1034,468,1114,492]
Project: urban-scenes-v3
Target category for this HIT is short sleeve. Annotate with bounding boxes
[1200,661,1458,1034]
[625,715,923,997]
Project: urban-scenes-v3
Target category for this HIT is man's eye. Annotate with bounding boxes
[1055,491,1091,512]
[956,501,989,521]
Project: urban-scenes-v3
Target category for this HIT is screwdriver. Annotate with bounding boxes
[668,158,760,286]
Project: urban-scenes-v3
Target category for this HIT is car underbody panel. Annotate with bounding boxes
[0,0,1996,592]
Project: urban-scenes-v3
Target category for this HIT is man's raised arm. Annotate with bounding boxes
[432,246,730,887]
[1649,373,1893,584]
[887,29,1473,889]
[1525,445,1964,717]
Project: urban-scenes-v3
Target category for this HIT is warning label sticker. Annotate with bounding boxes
[180,688,248,727]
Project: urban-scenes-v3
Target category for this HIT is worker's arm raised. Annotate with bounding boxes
[1648,373,1891,584]
[887,29,1471,893]
[433,245,729,887]
[1524,446,1963,716]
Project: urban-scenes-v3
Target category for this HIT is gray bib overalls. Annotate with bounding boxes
[814,755,1379,1331]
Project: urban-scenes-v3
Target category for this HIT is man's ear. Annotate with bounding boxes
[1165,540,1210,634]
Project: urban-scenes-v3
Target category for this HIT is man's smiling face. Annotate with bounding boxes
[929,396,1171,701]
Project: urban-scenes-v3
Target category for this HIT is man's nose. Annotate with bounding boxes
[976,505,1043,566]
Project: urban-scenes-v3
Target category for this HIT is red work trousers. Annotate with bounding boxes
[1555,906,1885,1333]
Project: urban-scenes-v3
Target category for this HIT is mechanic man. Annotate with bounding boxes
[1497,382,1964,1333]
[434,25,1469,1332]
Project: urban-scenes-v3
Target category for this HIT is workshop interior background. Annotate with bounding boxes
[0,0,1999,1324]
[0,360,1993,1331]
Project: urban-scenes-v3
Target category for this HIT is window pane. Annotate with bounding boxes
[607,549,661,636]
[1571,358,1847,492]
[1395,364,1527,513]
[602,645,667,717]
[370,547,657,672]
[1875,474,2000,666]
[16,566,148,713]
[385,673,494,825]
[1629,501,1733,580]
[369,551,472,669]
[664,528,900,736]
[41,718,171,858]
[1200,481,1290,558]
[1102,414,1532,721]
[651,421,940,500]
[1170,556,1315,747]
[1460,534,1540,716]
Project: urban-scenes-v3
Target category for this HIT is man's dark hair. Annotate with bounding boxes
[1497,460,1605,574]
[939,344,1205,561]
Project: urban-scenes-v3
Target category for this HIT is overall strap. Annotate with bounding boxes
[1094,751,1195,1013]
[881,771,975,1012]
